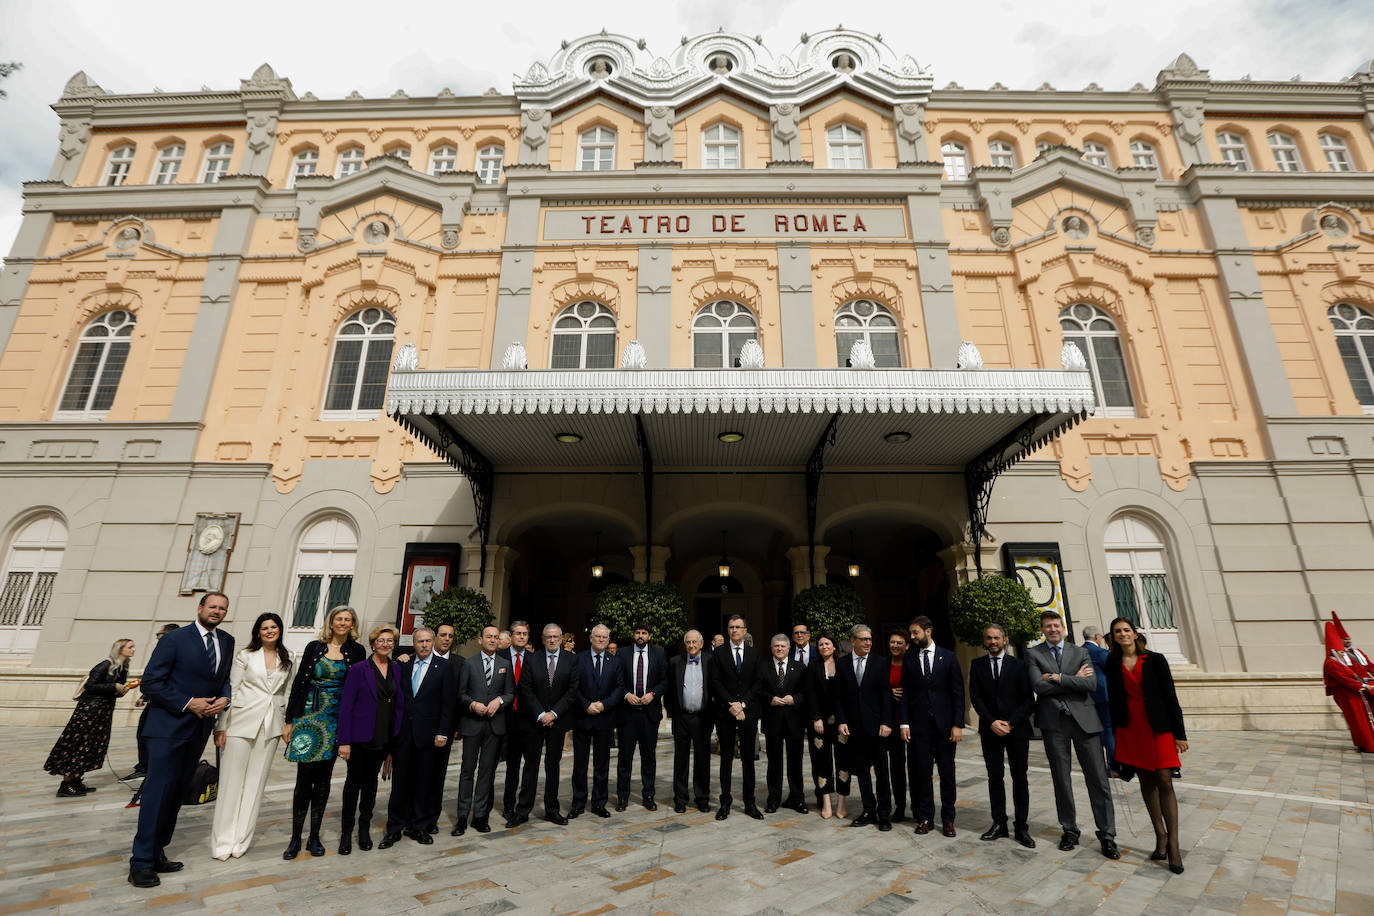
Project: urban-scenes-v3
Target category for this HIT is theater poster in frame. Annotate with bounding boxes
[396,543,462,637]
[1001,542,1074,640]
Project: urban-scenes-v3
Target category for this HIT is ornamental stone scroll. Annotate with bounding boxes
[521,108,551,165]
[644,107,675,161]
[770,104,801,161]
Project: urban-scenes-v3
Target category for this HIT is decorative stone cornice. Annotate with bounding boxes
[1180,166,1374,205]
[20,175,272,217]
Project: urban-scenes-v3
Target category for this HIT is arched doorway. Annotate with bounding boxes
[664,513,791,646]
[505,518,635,641]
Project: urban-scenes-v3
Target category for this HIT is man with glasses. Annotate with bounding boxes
[791,624,813,667]
[834,624,893,830]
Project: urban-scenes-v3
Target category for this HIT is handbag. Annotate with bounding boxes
[182,747,221,806]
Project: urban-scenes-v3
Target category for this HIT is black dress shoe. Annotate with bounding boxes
[715,806,730,820]
[614,799,628,812]
[674,803,687,813]
[357,827,372,851]
[282,840,302,860]
[914,820,933,835]
[981,824,1009,842]
[697,802,711,813]
[307,837,326,857]
[744,805,764,820]
[642,799,657,812]
[1015,828,1037,849]
[337,836,352,856]
[378,833,403,849]
[764,801,779,814]
[451,822,467,837]
[56,781,86,798]
[128,868,160,888]
[1058,831,1079,851]
[567,806,584,819]
[544,812,569,825]
[414,831,434,845]
[591,806,611,818]
[850,812,874,827]
[794,802,809,815]
[429,826,438,835]
[892,809,906,823]
[473,819,491,833]
[1100,838,1121,860]
[942,822,957,838]
[154,857,183,873]
[878,819,892,832]
[504,816,521,829]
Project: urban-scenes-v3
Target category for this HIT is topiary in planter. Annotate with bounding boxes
[421,586,495,644]
[792,583,868,642]
[948,575,1039,649]
[590,581,687,649]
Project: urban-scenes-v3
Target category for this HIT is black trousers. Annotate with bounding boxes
[134,703,151,772]
[501,716,532,815]
[385,739,438,834]
[884,731,908,814]
[456,725,501,822]
[806,720,852,800]
[517,722,568,816]
[129,732,205,872]
[671,710,712,807]
[571,726,613,809]
[715,715,758,807]
[909,726,958,824]
[427,737,453,826]
[980,728,1031,830]
[616,711,659,802]
[849,730,892,817]
[764,728,805,807]
[342,745,389,831]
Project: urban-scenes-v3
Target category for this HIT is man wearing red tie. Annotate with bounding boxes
[616,623,667,811]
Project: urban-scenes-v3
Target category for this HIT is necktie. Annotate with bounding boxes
[1052,645,1062,669]
[548,653,556,686]
[594,653,602,680]
[636,650,645,695]
[777,660,785,685]
[484,655,493,687]
[734,646,742,672]
[855,655,865,682]
[923,649,931,678]
[412,658,425,693]
[992,656,1000,681]
[204,632,216,668]
[512,652,521,710]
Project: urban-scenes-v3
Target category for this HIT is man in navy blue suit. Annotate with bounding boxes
[129,592,234,887]
[615,622,667,811]
[900,615,965,838]
[570,624,623,818]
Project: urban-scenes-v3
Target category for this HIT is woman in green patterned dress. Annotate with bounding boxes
[281,606,364,859]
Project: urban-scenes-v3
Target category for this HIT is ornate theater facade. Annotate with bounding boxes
[1,29,1371,726]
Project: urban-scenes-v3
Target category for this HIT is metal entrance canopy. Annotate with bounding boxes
[386,359,1095,582]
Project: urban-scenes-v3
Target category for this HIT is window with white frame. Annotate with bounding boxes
[1267,131,1303,171]
[151,144,184,184]
[1319,133,1354,172]
[200,143,233,183]
[335,146,365,178]
[0,514,67,656]
[385,146,411,165]
[287,516,356,632]
[1217,131,1251,170]
[941,140,969,179]
[476,144,504,184]
[692,300,758,368]
[578,126,617,171]
[1060,303,1135,416]
[550,301,616,368]
[826,123,866,169]
[289,148,318,187]
[1328,303,1374,413]
[1082,141,1111,168]
[835,300,902,367]
[102,145,135,186]
[429,145,458,175]
[323,307,395,415]
[1130,139,1159,173]
[988,139,1017,169]
[1035,140,1054,156]
[1105,513,1190,663]
[57,310,136,418]
[702,123,741,169]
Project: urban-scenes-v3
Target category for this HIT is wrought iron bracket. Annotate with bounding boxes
[805,413,841,587]
[430,414,495,586]
[634,414,654,545]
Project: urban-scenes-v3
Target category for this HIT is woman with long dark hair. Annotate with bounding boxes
[1105,616,1189,874]
[806,634,851,819]
[336,624,404,855]
[282,605,365,859]
[210,612,292,859]
[44,638,136,797]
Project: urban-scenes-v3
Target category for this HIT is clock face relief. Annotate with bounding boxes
[198,524,225,555]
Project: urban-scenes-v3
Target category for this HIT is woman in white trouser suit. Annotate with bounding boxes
[211,612,291,859]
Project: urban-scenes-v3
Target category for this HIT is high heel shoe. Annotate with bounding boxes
[1168,860,1185,874]
[1151,832,1169,861]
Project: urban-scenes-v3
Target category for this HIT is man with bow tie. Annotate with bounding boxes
[665,630,714,813]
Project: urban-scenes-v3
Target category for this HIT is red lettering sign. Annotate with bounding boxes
[599,216,613,233]
[834,215,848,232]
[676,216,690,232]
[811,215,829,232]
[582,216,595,233]
[640,216,652,232]
[658,216,672,233]
[619,217,632,234]
[775,215,789,232]
[853,213,867,232]
[731,214,744,232]
[712,214,727,231]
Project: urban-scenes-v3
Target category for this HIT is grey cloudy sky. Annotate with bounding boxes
[1,0,1370,263]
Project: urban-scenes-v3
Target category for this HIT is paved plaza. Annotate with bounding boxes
[0,725,1370,915]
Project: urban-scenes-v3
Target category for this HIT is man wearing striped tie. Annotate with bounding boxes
[452,625,514,835]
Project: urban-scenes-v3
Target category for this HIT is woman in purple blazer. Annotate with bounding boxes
[336,624,405,855]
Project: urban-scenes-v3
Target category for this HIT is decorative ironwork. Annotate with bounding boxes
[635,413,654,543]
[805,413,841,587]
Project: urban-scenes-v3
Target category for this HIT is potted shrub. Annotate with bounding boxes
[420,586,495,643]
[947,575,1039,649]
[792,583,868,642]
[590,581,688,649]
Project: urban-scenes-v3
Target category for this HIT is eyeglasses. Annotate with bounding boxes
[853,636,872,641]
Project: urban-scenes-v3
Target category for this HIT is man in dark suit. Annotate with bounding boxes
[758,633,809,813]
[834,624,894,830]
[128,592,234,888]
[514,623,580,826]
[1082,625,1115,774]
[901,615,965,838]
[616,622,667,811]
[499,620,532,820]
[710,614,763,820]
[968,623,1036,848]
[380,628,455,848]
[426,622,461,829]
[664,629,712,813]
[571,624,622,818]
[452,624,514,835]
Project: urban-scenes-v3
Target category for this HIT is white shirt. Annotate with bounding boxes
[988,651,1006,679]
[683,654,704,712]
[794,644,810,665]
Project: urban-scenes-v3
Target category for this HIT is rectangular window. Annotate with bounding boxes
[693,333,722,369]
[325,575,353,612]
[356,340,394,411]
[325,340,364,411]
[550,335,582,369]
[292,575,322,628]
[1110,575,1139,626]
[1140,574,1175,629]
[585,332,615,368]
[58,342,104,413]
[90,341,130,412]
[0,571,32,626]
[1090,336,1133,407]
[1335,336,1374,405]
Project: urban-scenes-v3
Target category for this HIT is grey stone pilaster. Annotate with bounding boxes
[521,109,551,166]
[893,102,925,163]
[769,105,801,161]
[0,212,54,355]
[776,243,816,367]
[490,192,541,367]
[1155,54,1211,168]
[907,193,961,368]
[644,107,675,162]
[636,246,672,368]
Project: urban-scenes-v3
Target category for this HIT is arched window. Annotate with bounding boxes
[476,144,504,184]
[692,300,758,368]
[703,123,741,169]
[288,148,318,188]
[385,145,410,164]
[1267,131,1303,171]
[429,145,457,175]
[199,142,233,183]
[835,300,902,367]
[1105,513,1189,663]
[826,124,866,169]
[0,514,66,656]
[323,307,395,416]
[1328,303,1374,413]
[1034,139,1054,156]
[941,140,969,180]
[1060,304,1134,416]
[1216,131,1251,170]
[1082,141,1111,168]
[151,144,184,184]
[1319,133,1353,172]
[578,126,617,171]
[550,301,616,368]
[988,140,1017,169]
[1129,139,1159,173]
[102,145,135,186]
[57,310,136,418]
[335,146,366,178]
[287,516,357,632]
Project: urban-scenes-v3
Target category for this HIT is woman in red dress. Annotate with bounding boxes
[1104,617,1189,874]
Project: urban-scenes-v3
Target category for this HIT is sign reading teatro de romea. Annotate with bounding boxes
[543,206,908,241]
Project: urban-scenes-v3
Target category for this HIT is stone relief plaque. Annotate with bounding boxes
[180,512,241,595]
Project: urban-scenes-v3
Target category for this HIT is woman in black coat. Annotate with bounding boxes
[45,638,135,796]
[805,634,851,819]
